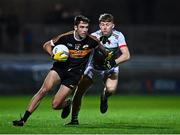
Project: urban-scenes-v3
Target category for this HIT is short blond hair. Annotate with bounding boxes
[99,13,114,22]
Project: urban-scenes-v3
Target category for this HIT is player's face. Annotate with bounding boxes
[99,21,114,36]
[75,21,89,39]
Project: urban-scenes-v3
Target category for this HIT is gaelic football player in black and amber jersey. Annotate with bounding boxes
[12,15,109,126]
[66,13,130,125]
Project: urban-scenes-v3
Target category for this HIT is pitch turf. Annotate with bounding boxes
[0,95,180,134]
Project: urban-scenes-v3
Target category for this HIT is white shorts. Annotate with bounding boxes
[84,50,119,79]
[84,61,119,80]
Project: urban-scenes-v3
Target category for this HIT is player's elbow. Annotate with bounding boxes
[121,46,130,61]
[123,52,130,62]
[43,42,48,51]
[43,41,53,54]
[126,52,130,61]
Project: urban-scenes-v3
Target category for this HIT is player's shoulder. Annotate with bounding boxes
[57,31,74,38]
[88,34,99,43]
[112,29,125,39]
[52,31,73,44]
[91,30,101,37]
[112,29,124,36]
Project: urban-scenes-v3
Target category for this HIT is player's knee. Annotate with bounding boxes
[52,102,59,109]
[106,86,116,94]
[44,84,52,91]
[52,100,62,110]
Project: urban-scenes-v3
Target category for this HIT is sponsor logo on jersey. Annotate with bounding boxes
[69,49,91,58]
[67,43,73,47]
[82,44,89,49]
[75,44,81,50]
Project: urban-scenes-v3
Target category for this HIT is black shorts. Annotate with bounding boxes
[51,63,84,89]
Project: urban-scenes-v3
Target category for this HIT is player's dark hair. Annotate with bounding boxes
[99,13,114,22]
[74,15,90,26]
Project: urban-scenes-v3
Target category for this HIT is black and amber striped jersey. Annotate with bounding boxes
[51,31,100,71]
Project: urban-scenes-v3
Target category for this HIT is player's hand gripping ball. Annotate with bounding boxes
[52,44,69,62]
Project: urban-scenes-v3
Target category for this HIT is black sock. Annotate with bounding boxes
[22,110,31,122]
[72,114,78,122]
[105,91,112,98]
[62,99,71,109]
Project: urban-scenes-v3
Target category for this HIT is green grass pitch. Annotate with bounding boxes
[0,95,180,134]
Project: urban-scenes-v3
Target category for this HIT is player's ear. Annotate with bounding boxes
[112,24,115,29]
[74,25,77,31]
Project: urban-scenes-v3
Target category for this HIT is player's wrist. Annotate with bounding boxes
[104,59,116,69]
[110,59,117,67]
[51,53,54,58]
[114,59,118,65]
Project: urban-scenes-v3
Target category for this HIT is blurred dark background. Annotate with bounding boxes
[0,0,180,95]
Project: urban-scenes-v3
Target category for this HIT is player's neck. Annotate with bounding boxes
[74,31,85,41]
[102,31,112,38]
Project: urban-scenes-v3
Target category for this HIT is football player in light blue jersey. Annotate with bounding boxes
[65,13,130,125]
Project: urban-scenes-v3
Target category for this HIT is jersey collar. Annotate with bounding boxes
[74,31,85,41]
